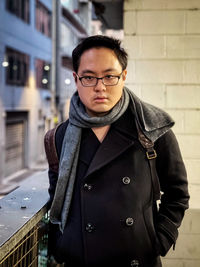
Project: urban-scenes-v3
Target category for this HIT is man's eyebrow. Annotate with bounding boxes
[79,70,96,75]
[79,68,119,75]
[102,68,118,73]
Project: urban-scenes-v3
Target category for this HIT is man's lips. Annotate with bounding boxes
[93,95,108,101]
[93,96,108,103]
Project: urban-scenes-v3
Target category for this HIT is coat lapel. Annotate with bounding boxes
[85,125,135,178]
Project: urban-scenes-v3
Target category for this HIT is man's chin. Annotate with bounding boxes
[86,108,111,117]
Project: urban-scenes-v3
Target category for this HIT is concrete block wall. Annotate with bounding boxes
[124,0,200,266]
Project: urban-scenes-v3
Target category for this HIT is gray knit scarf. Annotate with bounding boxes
[50,87,174,232]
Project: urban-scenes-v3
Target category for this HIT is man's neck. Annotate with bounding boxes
[92,125,110,143]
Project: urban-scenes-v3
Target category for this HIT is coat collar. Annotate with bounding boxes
[112,106,138,139]
[85,108,137,178]
[124,87,174,142]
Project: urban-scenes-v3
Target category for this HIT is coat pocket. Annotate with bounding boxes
[143,202,161,256]
[156,214,178,256]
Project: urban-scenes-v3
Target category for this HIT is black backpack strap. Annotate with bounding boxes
[44,124,61,173]
[137,127,161,201]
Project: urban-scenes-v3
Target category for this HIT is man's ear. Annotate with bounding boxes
[73,72,77,83]
[122,69,127,81]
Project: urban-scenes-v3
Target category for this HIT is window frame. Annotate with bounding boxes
[6,0,30,24]
[35,0,51,38]
[35,58,51,90]
[5,47,30,86]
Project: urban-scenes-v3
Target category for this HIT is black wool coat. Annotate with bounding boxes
[46,108,189,267]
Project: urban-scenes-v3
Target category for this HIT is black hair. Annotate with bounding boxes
[72,35,128,73]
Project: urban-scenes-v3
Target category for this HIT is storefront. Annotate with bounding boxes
[5,112,27,177]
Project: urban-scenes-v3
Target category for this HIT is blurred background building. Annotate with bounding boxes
[0,0,54,190]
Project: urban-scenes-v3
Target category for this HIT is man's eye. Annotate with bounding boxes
[84,76,95,80]
[105,75,114,79]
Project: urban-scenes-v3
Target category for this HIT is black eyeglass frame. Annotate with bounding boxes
[76,72,123,87]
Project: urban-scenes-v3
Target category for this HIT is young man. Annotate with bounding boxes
[45,35,189,267]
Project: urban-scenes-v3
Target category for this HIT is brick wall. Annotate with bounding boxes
[124,0,200,266]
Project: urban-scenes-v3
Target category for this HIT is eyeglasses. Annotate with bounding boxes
[76,72,123,87]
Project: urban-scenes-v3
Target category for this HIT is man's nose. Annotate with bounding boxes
[94,78,106,91]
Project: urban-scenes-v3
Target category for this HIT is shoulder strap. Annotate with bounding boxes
[137,126,161,201]
[44,124,60,173]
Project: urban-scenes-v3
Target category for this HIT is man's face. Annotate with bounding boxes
[73,47,127,117]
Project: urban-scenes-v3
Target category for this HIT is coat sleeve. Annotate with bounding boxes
[47,169,59,209]
[154,129,190,256]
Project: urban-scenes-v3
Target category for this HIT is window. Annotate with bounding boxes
[35,58,51,89]
[6,0,30,23]
[62,56,73,70]
[6,47,29,86]
[36,0,51,38]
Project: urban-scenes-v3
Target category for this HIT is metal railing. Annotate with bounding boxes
[1,224,39,266]
[0,171,49,267]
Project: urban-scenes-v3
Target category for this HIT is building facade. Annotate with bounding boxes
[0,0,53,185]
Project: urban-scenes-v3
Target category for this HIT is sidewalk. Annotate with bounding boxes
[0,161,48,197]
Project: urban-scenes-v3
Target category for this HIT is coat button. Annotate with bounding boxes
[131,259,139,266]
[84,183,92,190]
[122,177,131,185]
[85,223,94,233]
[126,217,134,226]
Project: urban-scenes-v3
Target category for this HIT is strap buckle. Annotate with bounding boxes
[146,149,157,160]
